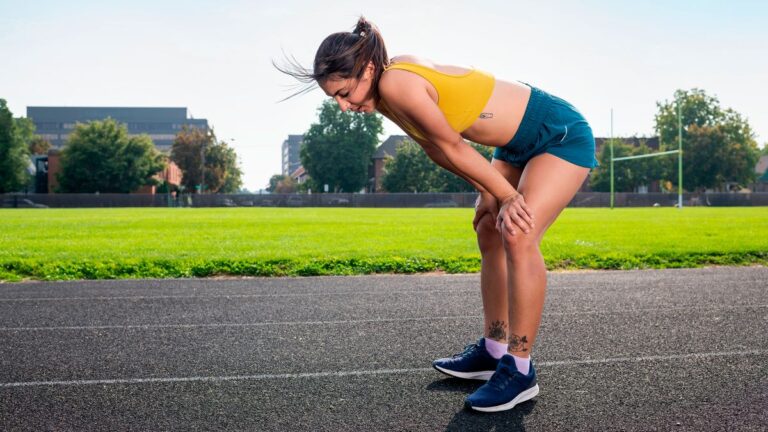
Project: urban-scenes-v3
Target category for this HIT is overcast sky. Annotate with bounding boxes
[1,0,766,191]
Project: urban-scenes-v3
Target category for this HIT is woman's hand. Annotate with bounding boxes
[496,193,535,235]
[472,192,499,232]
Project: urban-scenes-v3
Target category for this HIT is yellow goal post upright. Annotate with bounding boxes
[609,104,683,209]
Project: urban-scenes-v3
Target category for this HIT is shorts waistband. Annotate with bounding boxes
[506,85,554,149]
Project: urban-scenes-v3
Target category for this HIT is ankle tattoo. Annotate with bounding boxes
[488,320,507,341]
[507,334,529,353]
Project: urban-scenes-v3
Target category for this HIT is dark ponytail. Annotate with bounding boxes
[274,16,389,102]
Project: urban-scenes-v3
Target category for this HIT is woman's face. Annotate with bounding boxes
[319,62,376,114]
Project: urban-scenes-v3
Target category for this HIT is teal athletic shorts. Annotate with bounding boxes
[493,85,599,169]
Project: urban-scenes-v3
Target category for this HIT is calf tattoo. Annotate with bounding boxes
[508,334,529,352]
[488,320,507,341]
[479,112,494,119]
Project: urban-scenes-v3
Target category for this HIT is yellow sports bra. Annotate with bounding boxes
[377,62,495,141]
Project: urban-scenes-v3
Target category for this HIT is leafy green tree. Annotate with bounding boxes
[171,126,211,193]
[57,118,165,193]
[14,117,36,150]
[171,127,243,193]
[0,99,32,193]
[198,140,239,193]
[381,139,435,192]
[224,144,244,193]
[589,139,634,192]
[684,122,759,190]
[301,100,382,192]
[382,140,492,192]
[655,89,760,191]
[589,138,665,192]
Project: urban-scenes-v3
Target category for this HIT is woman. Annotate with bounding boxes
[277,17,598,413]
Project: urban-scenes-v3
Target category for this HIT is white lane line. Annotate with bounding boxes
[0,288,476,302]
[1,279,765,302]
[0,315,482,331]
[1,304,765,332]
[1,349,765,388]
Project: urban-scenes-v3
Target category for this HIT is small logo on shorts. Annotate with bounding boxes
[479,112,494,119]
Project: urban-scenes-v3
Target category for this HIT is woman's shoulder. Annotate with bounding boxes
[380,56,429,94]
[387,55,477,76]
[388,55,432,68]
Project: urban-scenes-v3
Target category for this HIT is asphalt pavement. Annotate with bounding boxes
[1,266,766,431]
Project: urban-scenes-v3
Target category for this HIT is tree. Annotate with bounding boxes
[170,127,242,193]
[201,140,242,194]
[655,89,760,191]
[267,174,288,192]
[171,126,211,193]
[382,140,493,192]
[381,139,435,192]
[0,99,32,193]
[685,122,759,190]
[57,118,165,193]
[274,176,297,193]
[29,136,52,155]
[301,100,382,192]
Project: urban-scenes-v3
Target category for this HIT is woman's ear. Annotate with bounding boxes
[364,61,375,79]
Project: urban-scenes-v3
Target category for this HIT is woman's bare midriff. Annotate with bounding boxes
[388,55,531,147]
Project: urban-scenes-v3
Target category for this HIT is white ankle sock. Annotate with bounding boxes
[511,354,531,375]
[484,337,508,359]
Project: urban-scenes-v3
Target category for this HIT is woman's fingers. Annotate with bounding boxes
[497,204,534,235]
[509,210,531,233]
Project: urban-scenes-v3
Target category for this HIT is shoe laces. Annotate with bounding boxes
[487,367,515,391]
[452,342,479,358]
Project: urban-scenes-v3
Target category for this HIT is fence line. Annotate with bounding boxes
[2,192,768,208]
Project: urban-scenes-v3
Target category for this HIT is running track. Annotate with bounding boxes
[1,267,766,431]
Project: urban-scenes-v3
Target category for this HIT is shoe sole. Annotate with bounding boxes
[433,364,495,381]
[468,384,540,413]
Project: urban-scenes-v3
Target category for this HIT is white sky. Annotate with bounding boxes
[1,0,766,191]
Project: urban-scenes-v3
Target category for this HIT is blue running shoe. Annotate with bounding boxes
[465,354,539,412]
[432,338,499,380]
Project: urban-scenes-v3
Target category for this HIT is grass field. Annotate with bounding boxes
[0,207,766,281]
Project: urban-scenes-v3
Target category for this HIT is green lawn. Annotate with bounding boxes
[0,207,766,281]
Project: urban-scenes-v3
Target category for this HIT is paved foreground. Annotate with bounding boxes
[1,267,766,431]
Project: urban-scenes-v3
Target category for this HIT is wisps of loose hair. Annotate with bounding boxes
[273,16,389,103]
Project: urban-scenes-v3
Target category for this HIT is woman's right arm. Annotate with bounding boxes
[411,136,488,193]
[378,70,535,234]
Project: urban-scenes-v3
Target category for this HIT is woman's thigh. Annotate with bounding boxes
[491,157,523,189]
[514,153,590,242]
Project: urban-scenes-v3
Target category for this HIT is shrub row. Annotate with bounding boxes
[1,251,766,282]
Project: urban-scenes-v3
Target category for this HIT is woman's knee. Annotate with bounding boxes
[475,213,502,253]
[501,229,540,258]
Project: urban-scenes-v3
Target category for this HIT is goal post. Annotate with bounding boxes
[609,105,684,209]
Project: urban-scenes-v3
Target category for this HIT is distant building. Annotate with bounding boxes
[282,135,304,176]
[290,165,309,185]
[750,155,768,192]
[26,106,209,152]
